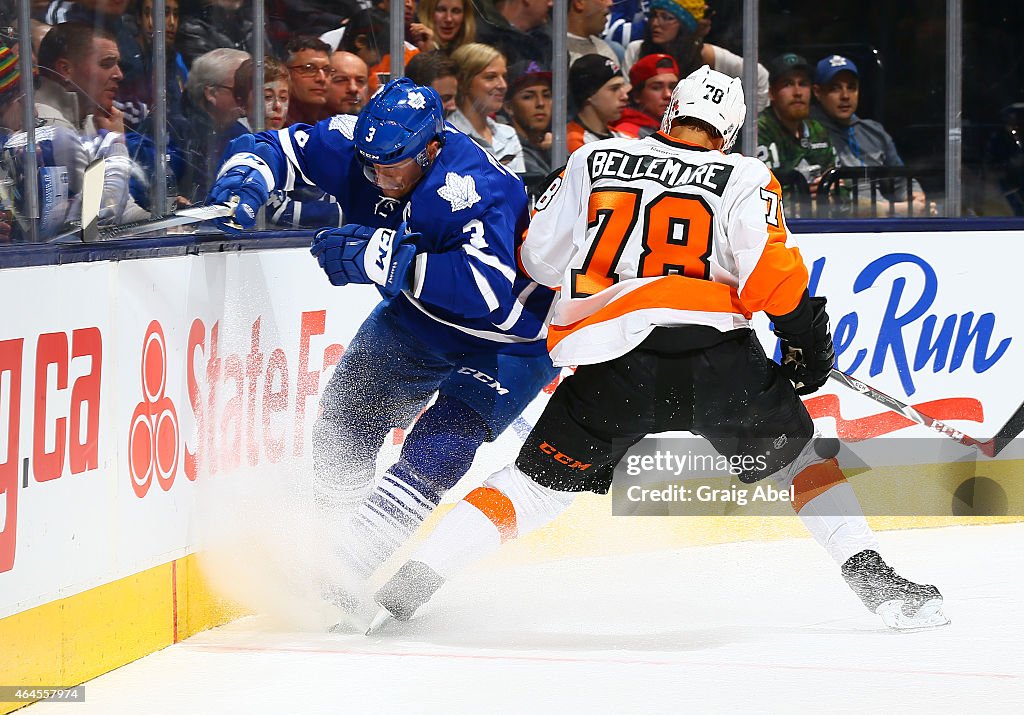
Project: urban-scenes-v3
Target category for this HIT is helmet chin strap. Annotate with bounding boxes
[414,136,443,170]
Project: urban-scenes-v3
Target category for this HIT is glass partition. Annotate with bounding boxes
[1,0,1022,245]
[757,0,949,218]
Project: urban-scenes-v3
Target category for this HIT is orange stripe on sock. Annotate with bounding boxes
[464,487,518,543]
[791,458,847,512]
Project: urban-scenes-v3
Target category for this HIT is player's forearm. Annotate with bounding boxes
[219,132,289,194]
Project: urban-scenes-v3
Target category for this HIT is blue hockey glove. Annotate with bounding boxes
[208,153,272,232]
[310,222,418,297]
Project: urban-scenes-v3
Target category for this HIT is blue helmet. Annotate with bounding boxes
[353,78,446,170]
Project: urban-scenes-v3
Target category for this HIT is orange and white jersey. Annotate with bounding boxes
[522,131,808,366]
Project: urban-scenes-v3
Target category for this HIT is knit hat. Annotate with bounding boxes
[648,0,706,33]
[570,54,621,108]
[0,45,20,104]
[629,54,679,90]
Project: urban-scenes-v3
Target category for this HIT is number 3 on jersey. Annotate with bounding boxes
[571,188,714,298]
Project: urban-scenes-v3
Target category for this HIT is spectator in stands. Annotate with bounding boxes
[568,0,622,67]
[0,44,21,134]
[811,54,929,216]
[273,0,362,39]
[476,0,554,67]
[320,0,432,57]
[336,7,419,95]
[39,0,147,128]
[180,47,249,202]
[228,57,341,229]
[610,52,677,139]
[405,50,460,114]
[32,20,52,58]
[604,0,647,47]
[285,36,332,125]
[326,51,369,116]
[402,0,438,53]
[756,52,837,209]
[338,8,388,70]
[448,42,524,172]
[503,59,553,185]
[121,0,190,212]
[36,21,125,135]
[233,56,289,130]
[418,0,477,54]
[567,53,630,152]
[34,23,150,225]
[622,0,768,111]
[178,0,262,68]
[136,0,189,141]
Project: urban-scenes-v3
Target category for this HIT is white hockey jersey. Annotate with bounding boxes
[522,132,809,366]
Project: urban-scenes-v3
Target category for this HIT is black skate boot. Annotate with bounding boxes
[841,550,949,631]
[365,560,445,634]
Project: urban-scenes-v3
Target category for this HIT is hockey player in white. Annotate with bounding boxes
[370,67,949,633]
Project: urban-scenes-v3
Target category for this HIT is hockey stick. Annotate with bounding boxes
[79,158,105,243]
[828,369,1024,457]
[94,196,241,240]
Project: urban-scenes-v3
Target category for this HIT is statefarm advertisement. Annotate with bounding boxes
[0,230,1021,618]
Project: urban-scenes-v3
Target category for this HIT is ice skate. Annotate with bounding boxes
[365,560,446,634]
[841,550,949,631]
[320,557,378,633]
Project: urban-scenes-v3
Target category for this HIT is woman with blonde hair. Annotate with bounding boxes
[448,42,524,173]
[418,0,476,54]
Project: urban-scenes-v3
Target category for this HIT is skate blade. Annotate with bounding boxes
[364,607,393,636]
[876,598,950,632]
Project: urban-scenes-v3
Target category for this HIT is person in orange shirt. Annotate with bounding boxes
[566,53,630,152]
[610,52,678,139]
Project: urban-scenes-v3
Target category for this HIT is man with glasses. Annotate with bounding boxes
[286,36,333,126]
[181,47,249,202]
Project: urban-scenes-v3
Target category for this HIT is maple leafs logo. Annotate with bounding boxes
[437,172,481,212]
[407,91,427,110]
[328,114,356,138]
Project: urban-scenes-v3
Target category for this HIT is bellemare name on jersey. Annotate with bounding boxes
[586,149,734,196]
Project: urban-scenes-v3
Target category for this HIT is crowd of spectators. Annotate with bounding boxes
[0,0,942,242]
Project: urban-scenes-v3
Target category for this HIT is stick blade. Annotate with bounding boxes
[79,159,105,243]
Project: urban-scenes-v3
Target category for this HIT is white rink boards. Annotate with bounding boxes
[27,523,1024,714]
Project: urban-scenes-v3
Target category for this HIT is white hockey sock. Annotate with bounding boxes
[783,456,880,565]
[796,481,880,565]
[339,468,442,579]
[311,465,375,518]
[412,464,577,580]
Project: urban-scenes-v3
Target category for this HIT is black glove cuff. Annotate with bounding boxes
[767,290,813,335]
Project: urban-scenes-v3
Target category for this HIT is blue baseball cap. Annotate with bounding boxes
[815,55,859,85]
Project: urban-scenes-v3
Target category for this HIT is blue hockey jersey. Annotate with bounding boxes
[237,115,554,356]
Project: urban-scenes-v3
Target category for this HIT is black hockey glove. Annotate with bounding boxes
[769,293,835,396]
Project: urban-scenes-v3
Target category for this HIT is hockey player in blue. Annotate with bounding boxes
[208,78,559,605]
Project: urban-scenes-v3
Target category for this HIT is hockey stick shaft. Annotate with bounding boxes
[94,197,241,240]
[827,369,1024,457]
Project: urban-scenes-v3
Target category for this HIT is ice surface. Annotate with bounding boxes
[28,523,1024,714]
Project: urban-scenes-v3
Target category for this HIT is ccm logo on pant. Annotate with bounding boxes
[458,367,510,395]
[539,442,592,471]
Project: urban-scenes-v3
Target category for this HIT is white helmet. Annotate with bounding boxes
[660,65,746,152]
